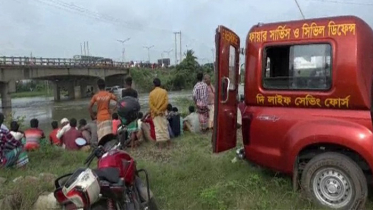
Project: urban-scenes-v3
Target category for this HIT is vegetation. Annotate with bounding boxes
[10,91,52,98]
[2,132,372,210]
[4,112,26,129]
[130,50,214,92]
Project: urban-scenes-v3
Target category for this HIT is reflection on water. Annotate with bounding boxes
[1,91,192,134]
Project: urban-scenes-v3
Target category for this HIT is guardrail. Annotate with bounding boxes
[0,56,130,68]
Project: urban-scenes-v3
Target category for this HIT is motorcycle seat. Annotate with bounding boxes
[93,167,120,183]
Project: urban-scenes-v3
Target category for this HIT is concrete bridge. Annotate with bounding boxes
[0,56,130,108]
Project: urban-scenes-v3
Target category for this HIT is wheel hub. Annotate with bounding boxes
[312,168,353,208]
[326,178,341,194]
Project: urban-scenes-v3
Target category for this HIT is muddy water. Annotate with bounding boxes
[0,90,192,134]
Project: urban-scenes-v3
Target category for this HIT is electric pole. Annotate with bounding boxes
[117,38,131,62]
[179,31,182,62]
[143,45,154,63]
[173,31,182,64]
[173,32,178,65]
[163,49,173,67]
[86,41,90,56]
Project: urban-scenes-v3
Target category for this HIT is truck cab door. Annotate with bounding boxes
[212,26,240,153]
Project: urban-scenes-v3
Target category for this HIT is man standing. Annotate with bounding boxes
[89,79,118,144]
[204,74,215,129]
[148,78,170,149]
[193,72,209,132]
[122,77,138,98]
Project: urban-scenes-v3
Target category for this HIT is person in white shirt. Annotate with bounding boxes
[183,106,201,133]
[56,118,71,140]
[10,121,24,141]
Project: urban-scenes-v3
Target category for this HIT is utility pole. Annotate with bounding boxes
[83,42,86,56]
[179,31,182,62]
[163,49,173,67]
[86,41,90,56]
[143,45,154,63]
[117,38,131,62]
[173,32,178,65]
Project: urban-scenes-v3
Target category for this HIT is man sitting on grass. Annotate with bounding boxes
[24,118,46,151]
[61,118,90,151]
[0,113,29,168]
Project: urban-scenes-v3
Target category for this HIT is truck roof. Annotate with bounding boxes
[245,15,373,110]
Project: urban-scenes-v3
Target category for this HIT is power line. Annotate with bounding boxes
[305,0,373,6]
[294,0,306,19]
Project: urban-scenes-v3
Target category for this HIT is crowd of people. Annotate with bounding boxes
[0,75,211,169]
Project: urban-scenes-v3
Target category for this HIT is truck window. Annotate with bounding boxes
[263,44,332,91]
[228,45,236,90]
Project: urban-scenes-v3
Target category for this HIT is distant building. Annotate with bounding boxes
[157,58,170,67]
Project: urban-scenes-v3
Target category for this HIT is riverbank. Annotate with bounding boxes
[1,132,371,210]
[10,91,52,98]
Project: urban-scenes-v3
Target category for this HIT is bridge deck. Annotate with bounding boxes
[0,56,130,69]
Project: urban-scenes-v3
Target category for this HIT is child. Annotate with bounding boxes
[112,113,121,135]
[10,121,24,142]
[79,119,91,144]
[166,104,174,119]
[137,112,144,129]
[49,121,61,146]
[169,107,181,137]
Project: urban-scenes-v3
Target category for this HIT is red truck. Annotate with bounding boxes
[212,15,373,210]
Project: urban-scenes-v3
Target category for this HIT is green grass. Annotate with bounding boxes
[2,132,372,210]
[10,91,52,98]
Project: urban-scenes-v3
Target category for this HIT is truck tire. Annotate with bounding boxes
[301,152,368,210]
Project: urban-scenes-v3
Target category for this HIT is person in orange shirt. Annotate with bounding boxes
[88,79,118,145]
[49,121,61,146]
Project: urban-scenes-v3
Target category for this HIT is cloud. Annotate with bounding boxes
[0,0,373,63]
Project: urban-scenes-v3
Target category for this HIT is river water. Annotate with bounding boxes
[0,90,192,134]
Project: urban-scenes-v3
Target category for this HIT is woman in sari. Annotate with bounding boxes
[0,113,28,168]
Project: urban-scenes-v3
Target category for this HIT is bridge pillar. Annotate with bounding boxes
[0,83,11,109]
[80,84,87,98]
[52,82,61,101]
[67,85,75,100]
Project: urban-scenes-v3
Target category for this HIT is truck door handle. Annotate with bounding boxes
[221,76,230,103]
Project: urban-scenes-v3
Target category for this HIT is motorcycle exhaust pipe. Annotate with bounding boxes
[236,147,245,160]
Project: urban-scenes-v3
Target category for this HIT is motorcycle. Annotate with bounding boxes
[53,124,158,210]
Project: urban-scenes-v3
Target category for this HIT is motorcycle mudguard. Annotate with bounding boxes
[135,176,153,201]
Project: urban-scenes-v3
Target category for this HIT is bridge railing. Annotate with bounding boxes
[0,57,130,68]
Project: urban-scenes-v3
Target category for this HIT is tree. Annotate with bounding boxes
[176,50,200,72]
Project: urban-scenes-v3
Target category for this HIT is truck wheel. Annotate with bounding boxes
[301,152,368,210]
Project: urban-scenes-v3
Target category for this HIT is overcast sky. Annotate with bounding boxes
[0,0,372,64]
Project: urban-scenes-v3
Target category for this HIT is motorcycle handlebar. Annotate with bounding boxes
[84,146,105,166]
